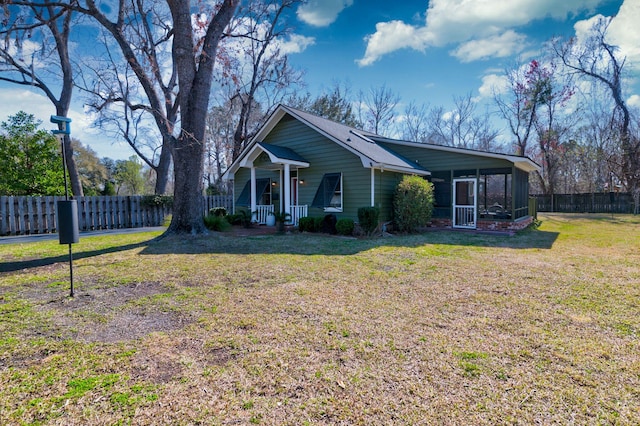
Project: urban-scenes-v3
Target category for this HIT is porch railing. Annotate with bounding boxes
[454,206,476,229]
[252,204,308,226]
[289,205,308,226]
[254,204,274,224]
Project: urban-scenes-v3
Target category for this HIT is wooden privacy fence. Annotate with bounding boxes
[0,195,233,236]
[532,192,635,214]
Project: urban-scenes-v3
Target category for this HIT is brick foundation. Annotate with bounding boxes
[429,216,534,232]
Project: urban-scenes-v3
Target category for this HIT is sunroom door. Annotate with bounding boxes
[453,178,477,229]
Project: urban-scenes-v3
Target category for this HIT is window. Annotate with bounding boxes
[479,168,512,219]
[311,173,342,211]
[236,178,271,207]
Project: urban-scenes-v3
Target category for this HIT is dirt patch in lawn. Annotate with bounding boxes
[25,280,194,343]
[129,336,242,384]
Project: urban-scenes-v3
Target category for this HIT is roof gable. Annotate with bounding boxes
[258,142,308,164]
[270,105,429,174]
[228,104,429,177]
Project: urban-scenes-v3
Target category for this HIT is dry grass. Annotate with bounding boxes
[1,213,639,425]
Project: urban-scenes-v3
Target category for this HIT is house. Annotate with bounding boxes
[223,104,540,231]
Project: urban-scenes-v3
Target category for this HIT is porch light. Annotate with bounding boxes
[272,181,277,186]
[299,179,304,184]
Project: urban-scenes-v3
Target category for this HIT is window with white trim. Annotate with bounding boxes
[311,173,342,212]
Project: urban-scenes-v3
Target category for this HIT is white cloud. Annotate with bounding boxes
[628,94,640,108]
[278,34,316,55]
[571,0,640,105]
[0,89,53,126]
[452,30,528,62]
[296,0,353,27]
[357,21,431,66]
[605,0,640,66]
[478,74,510,98]
[424,0,602,45]
[357,0,605,66]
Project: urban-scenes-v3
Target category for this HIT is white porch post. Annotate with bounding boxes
[284,163,291,218]
[371,168,375,207]
[279,169,284,212]
[250,166,257,221]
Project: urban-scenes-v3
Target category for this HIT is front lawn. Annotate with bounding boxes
[1,213,638,424]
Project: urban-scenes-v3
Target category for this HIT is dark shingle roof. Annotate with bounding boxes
[257,142,308,163]
[281,106,429,174]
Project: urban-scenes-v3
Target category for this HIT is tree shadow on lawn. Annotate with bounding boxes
[1,228,559,273]
[140,227,560,256]
[0,241,152,273]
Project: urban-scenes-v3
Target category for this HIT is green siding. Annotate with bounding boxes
[373,170,404,222]
[233,117,532,226]
[235,114,374,223]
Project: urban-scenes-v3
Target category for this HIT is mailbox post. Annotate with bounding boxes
[51,115,78,298]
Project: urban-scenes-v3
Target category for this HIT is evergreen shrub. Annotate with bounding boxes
[336,218,355,236]
[358,206,380,235]
[393,175,434,233]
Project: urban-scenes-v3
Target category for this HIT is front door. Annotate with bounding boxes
[453,178,477,229]
[291,177,298,206]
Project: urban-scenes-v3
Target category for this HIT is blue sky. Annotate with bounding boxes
[0,0,637,160]
[289,0,637,113]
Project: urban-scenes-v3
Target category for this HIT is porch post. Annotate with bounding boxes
[250,167,257,221]
[284,163,291,218]
[279,169,284,212]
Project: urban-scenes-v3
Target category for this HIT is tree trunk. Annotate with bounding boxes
[232,100,250,161]
[167,134,207,234]
[163,0,238,234]
[154,141,172,195]
[60,134,83,197]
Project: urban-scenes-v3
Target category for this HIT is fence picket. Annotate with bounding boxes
[0,196,6,235]
[533,192,634,214]
[0,195,233,236]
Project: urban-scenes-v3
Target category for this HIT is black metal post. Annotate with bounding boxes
[60,134,74,298]
[52,115,75,298]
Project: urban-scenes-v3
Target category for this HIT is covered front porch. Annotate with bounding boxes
[230,142,310,226]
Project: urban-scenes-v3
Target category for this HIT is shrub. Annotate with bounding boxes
[336,218,355,236]
[209,207,227,217]
[313,216,324,231]
[225,209,252,227]
[236,210,253,228]
[320,214,337,234]
[141,195,174,208]
[298,216,317,232]
[271,211,291,232]
[358,206,380,235]
[225,213,241,225]
[203,214,231,231]
[393,175,434,233]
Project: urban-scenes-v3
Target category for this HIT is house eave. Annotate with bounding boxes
[368,161,431,176]
[374,137,542,173]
